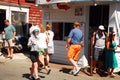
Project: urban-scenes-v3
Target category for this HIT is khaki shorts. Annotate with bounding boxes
[5,39,15,47]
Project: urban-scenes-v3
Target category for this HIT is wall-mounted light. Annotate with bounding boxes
[93,0,97,6]
[94,2,97,6]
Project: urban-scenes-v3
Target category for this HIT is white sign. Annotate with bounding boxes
[36,0,70,5]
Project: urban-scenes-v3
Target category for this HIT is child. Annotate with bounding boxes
[28,29,40,80]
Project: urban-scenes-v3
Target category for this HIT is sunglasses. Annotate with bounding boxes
[113,34,115,36]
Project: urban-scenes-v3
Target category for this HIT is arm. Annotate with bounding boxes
[65,37,71,49]
[106,41,117,50]
[13,31,16,38]
[91,32,96,47]
[27,37,35,47]
[12,25,16,40]
[106,41,110,50]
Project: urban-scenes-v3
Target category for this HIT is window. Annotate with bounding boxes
[11,11,27,36]
[0,9,6,33]
[52,22,73,41]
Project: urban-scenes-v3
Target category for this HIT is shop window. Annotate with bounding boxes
[52,22,73,41]
[11,11,27,36]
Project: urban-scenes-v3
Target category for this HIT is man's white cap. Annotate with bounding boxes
[98,25,105,30]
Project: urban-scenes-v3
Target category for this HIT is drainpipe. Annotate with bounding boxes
[18,0,22,10]
[90,38,93,76]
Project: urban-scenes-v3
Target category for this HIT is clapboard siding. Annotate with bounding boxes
[50,41,70,64]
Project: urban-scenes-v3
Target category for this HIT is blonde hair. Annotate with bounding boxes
[74,21,80,27]
[38,24,45,33]
[46,24,51,30]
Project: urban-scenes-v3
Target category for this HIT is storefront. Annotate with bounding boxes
[0,4,29,36]
[36,0,120,71]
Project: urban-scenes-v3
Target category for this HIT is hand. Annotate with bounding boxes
[12,37,15,42]
[65,44,69,49]
[81,44,84,47]
[31,40,35,44]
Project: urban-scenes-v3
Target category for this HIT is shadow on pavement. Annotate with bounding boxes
[22,73,46,80]
[59,67,72,74]
[22,73,31,80]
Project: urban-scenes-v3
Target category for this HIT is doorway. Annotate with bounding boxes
[0,9,6,33]
[89,5,109,38]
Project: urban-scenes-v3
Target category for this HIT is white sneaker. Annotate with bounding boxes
[69,69,76,75]
[73,67,81,76]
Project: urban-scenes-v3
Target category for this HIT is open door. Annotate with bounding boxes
[89,5,109,76]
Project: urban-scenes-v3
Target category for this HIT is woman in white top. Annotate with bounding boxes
[46,24,54,54]
[45,24,54,67]
[38,25,51,74]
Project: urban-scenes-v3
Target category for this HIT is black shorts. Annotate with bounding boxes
[30,51,38,63]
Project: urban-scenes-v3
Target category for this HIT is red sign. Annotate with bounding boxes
[57,3,70,11]
[46,0,51,2]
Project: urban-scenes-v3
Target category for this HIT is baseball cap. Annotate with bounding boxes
[98,25,105,30]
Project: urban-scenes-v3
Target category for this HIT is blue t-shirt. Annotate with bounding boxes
[4,24,16,40]
[68,28,83,44]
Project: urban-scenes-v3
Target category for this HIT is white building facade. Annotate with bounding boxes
[36,0,120,72]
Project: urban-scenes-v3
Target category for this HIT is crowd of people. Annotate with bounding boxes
[1,20,120,80]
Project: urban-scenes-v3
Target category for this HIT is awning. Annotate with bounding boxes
[36,0,71,5]
[36,0,120,5]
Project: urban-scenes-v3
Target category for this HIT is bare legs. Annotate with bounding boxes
[93,60,103,73]
[69,58,79,69]
[30,62,39,79]
[7,46,14,59]
[38,54,51,74]
[107,68,115,76]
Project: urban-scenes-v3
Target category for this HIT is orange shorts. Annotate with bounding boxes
[67,44,81,61]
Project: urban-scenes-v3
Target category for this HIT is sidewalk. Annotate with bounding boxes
[0,52,120,80]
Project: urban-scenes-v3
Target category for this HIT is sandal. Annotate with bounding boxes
[93,70,96,74]
[47,69,51,75]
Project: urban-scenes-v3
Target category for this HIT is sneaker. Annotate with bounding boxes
[93,70,96,74]
[69,70,73,74]
[69,69,76,75]
[47,69,51,75]
[29,76,35,80]
[110,73,116,77]
[73,67,81,76]
[35,78,40,80]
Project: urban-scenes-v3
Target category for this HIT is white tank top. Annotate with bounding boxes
[94,32,105,49]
